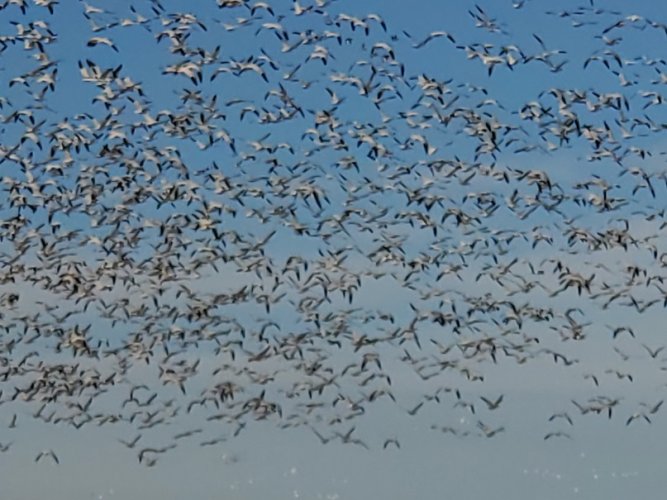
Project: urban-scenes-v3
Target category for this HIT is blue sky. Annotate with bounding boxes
[1,0,667,498]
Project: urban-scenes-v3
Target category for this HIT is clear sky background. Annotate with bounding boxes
[1,0,667,499]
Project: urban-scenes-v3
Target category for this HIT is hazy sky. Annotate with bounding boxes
[1,0,667,499]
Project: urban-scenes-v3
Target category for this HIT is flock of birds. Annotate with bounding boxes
[0,0,666,469]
